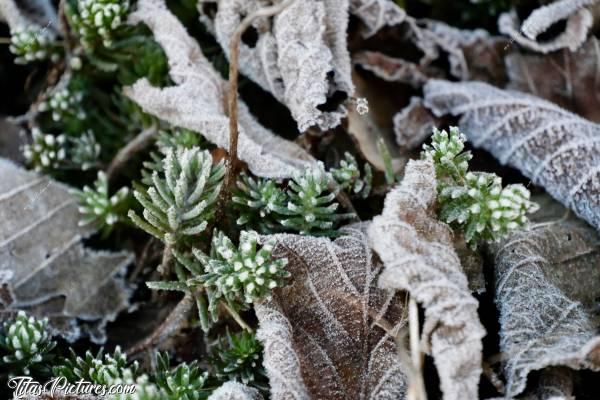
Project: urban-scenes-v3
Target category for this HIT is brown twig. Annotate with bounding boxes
[157,242,173,276]
[222,301,253,332]
[126,292,194,356]
[215,0,296,223]
[106,124,158,183]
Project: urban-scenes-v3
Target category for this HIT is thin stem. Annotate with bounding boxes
[216,0,296,223]
[0,38,11,44]
[222,301,253,332]
[407,296,427,400]
[106,124,158,183]
[158,242,173,276]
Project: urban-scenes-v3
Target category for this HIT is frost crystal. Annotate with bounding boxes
[68,0,129,48]
[39,88,86,122]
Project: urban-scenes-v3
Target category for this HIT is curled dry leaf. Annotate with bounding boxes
[424,79,600,232]
[124,0,314,179]
[506,37,600,123]
[349,0,406,38]
[369,159,485,400]
[255,223,407,400]
[0,159,133,344]
[198,0,354,132]
[393,97,441,151]
[353,19,507,87]
[498,0,597,55]
[208,381,264,400]
[488,196,600,397]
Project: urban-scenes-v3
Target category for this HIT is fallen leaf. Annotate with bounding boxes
[0,158,133,344]
[506,37,600,122]
[369,159,485,400]
[198,0,354,132]
[423,79,600,232]
[208,381,264,400]
[255,223,407,400]
[349,0,406,38]
[498,0,597,55]
[124,0,315,179]
[393,97,441,151]
[488,196,600,397]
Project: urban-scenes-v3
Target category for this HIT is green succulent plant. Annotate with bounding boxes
[155,353,210,400]
[330,152,372,199]
[67,0,129,48]
[53,346,136,385]
[232,174,288,233]
[71,171,130,232]
[129,146,225,245]
[211,330,265,387]
[22,128,67,172]
[9,25,62,64]
[422,126,538,247]
[0,311,56,376]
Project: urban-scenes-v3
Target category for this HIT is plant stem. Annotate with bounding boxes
[222,301,253,332]
[216,0,296,222]
[407,296,427,400]
[158,242,173,276]
[106,124,158,183]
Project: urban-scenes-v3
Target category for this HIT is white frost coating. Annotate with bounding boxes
[349,0,406,37]
[499,4,594,54]
[488,202,600,397]
[393,97,439,150]
[203,0,354,132]
[255,223,407,400]
[208,381,263,400]
[0,158,133,344]
[423,80,600,232]
[0,0,28,28]
[369,159,485,400]
[124,0,314,178]
[521,0,598,40]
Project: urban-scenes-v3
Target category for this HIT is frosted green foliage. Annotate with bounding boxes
[68,0,129,48]
[157,128,205,151]
[38,88,86,122]
[71,171,130,230]
[108,369,166,400]
[422,127,471,185]
[155,353,209,400]
[70,130,101,170]
[282,162,351,236]
[440,173,538,246]
[422,126,538,247]
[22,128,67,172]
[0,311,56,375]
[129,147,225,244]
[330,152,372,198]
[232,174,288,233]
[53,346,136,385]
[9,26,61,64]
[201,231,289,309]
[212,330,264,386]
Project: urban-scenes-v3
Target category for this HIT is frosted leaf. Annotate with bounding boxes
[354,19,506,84]
[349,0,406,37]
[255,223,407,400]
[369,159,485,400]
[208,381,263,400]
[488,196,600,397]
[0,158,133,344]
[393,97,440,150]
[498,0,595,55]
[124,0,314,179]
[353,51,438,88]
[506,37,600,122]
[0,0,28,28]
[200,0,354,132]
[423,79,600,232]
